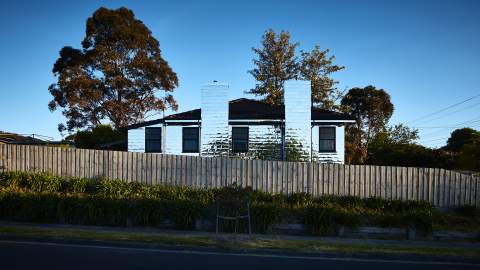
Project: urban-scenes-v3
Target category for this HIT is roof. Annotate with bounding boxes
[128,98,355,129]
[0,132,47,145]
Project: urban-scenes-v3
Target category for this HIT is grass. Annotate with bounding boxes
[0,224,479,258]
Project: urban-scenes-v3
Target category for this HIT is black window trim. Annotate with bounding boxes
[182,127,200,153]
[145,127,162,153]
[232,126,249,153]
[319,126,336,153]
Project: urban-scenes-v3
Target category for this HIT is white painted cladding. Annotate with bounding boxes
[200,82,229,156]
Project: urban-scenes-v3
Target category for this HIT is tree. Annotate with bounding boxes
[341,86,394,163]
[444,128,480,152]
[366,142,454,168]
[299,45,344,109]
[48,7,178,132]
[66,125,126,150]
[374,124,419,145]
[247,29,299,105]
[455,143,480,171]
[387,124,419,144]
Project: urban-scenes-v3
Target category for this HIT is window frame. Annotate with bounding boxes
[145,127,162,153]
[232,127,249,153]
[182,127,200,153]
[318,126,336,153]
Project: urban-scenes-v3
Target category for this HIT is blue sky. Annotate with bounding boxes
[1,0,479,147]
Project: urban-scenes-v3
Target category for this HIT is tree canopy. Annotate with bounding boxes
[247,29,299,105]
[444,127,480,152]
[341,86,394,163]
[299,45,344,109]
[48,7,178,132]
[247,29,343,107]
[66,125,126,150]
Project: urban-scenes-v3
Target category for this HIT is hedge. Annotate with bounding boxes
[0,171,435,234]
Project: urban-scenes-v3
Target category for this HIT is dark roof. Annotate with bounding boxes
[128,98,354,129]
[0,132,46,145]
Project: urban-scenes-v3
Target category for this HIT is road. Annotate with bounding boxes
[0,240,478,270]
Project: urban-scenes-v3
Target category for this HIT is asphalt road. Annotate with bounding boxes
[0,240,478,270]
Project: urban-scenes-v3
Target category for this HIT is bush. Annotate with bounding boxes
[0,171,438,234]
[304,204,362,235]
[0,172,62,193]
[68,177,96,194]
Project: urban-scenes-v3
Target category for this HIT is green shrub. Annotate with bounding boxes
[67,177,95,194]
[0,171,439,234]
[26,173,63,193]
[287,192,313,208]
[304,204,362,235]
[97,179,135,198]
[250,202,282,233]
[0,171,28,189]
[0,172,63,193]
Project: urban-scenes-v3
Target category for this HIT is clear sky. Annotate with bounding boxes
[1,0,479,147]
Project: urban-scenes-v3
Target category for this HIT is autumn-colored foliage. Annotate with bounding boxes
[48,7,178,132]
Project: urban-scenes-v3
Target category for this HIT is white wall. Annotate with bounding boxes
[311,125,345,163]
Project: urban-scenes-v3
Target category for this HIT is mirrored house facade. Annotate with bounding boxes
[127,80,355,163]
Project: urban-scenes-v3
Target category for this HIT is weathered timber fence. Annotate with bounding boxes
[0,145,478,207]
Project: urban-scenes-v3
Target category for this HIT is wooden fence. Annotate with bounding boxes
[0,144,478,207]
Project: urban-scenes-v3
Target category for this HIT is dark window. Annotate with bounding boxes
[319,127,336,152]
[145,127,162,153]
[232,127,249,153]
[183,127,199,153]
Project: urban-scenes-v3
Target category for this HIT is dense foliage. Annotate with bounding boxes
[341,86,394,164]
[65,125,127,151]
[0,171,437,235]
[366,127,479,171]
[48,7,178,132]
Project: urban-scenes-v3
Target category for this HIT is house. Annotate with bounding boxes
[127,80,355,163]
[0,131,74,147]
[0,132,47,145]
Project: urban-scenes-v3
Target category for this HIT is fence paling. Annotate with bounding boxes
[0,144,478,207]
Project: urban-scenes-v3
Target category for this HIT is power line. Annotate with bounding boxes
[419,117,480,138]
[408,93,480,124]
[418,122,480,147]
[412,101,480,125]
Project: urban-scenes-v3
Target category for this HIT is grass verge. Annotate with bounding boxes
[0,224,479,258]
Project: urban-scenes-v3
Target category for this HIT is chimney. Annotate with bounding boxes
[200,81,229,156]
[284,80,312,161]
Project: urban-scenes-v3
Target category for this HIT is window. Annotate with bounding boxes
[319,127,336,152]
[145,127,162,153]
[232,127,249,153]
[183,127,199,153]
